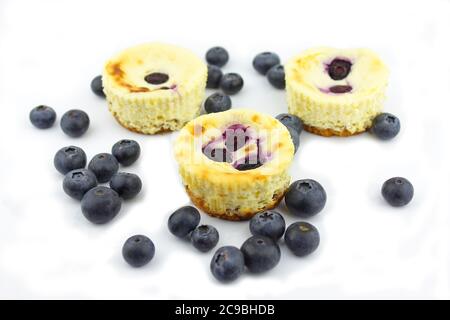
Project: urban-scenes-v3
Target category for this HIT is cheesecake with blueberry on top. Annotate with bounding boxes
[174,109,294,220]
[285,47,389,137]
[102,43,207,134]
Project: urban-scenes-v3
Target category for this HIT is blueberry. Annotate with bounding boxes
[29,105,56,129]
[210,246,245,282]
[287,126,300,154]
[276,113,303,134]
[234,161,263,171]
[240,235,281,273]
[110,172,142,200]
[204,93,232,114]
[220,73,244,95]
[371,113,401,140]
[63,169,97,200]
[253,52,281,75]
[88,153,119,183]
[60,109,90,137]
[54,146,87,175]
[381,177,414,207]
[249,211,286,241]
[122,235,155,267]
[284,222,320,257]
[205,46,229,67]
[111,139,141,166]
[191,225,219,252]
[329,85,352,94]
[144,72,169,85]
[90,75,105,98]
[81,186,122,224]
[206,65,223,89]
[267,65,285,89]
[328,58,352,80]
[168,206,201,238]
[285,179,327,217]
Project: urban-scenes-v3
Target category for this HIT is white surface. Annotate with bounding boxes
[0,0,450,300]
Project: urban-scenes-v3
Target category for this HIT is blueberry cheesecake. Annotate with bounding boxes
[103,43,207,134]
[174,109,294,220]
[285,47,389,136]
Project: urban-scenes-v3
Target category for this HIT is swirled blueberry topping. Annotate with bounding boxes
[202,124,270,170]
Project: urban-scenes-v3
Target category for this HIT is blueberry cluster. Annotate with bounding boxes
[168,206,220,253]
[204,47,244,114]
[54,139,142,224]
[30,106,90,138]
[169,172,414,283]
[253,52,285,89]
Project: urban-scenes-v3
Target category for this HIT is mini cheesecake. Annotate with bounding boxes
[174,109,294,221]
[103,43,207,134]
[285,47,389,137]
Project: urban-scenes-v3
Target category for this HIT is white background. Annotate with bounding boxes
[0,0,449,300]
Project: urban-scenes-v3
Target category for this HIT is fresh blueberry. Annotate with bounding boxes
[54,146,87,175]
[220,73,244,95]
[111,139,141,166]
[60,109,90,137]
[90,75,105,98]
[122,235,155,267]
[210,246,245,282]
[110,172,142,200]
[285,179,327,217]
[328,58,352,80]
[168,206,201,238]
[205,46,229,67]
[240,235,281,273]
[287,126,300,154]
[267,65,285,89]
[249,211,286,241]
[29,105,56,129]
[204,92,232,114]
[81,186,122,224]
[381,177,414,207]
[253,52,280,75]
[284,222,320,257]
[206,65,223,89]
[371,113,401,140]
[63,169,97,200]
[88,153,119,183]
[191,225,219,252]
[276,113,303,134]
